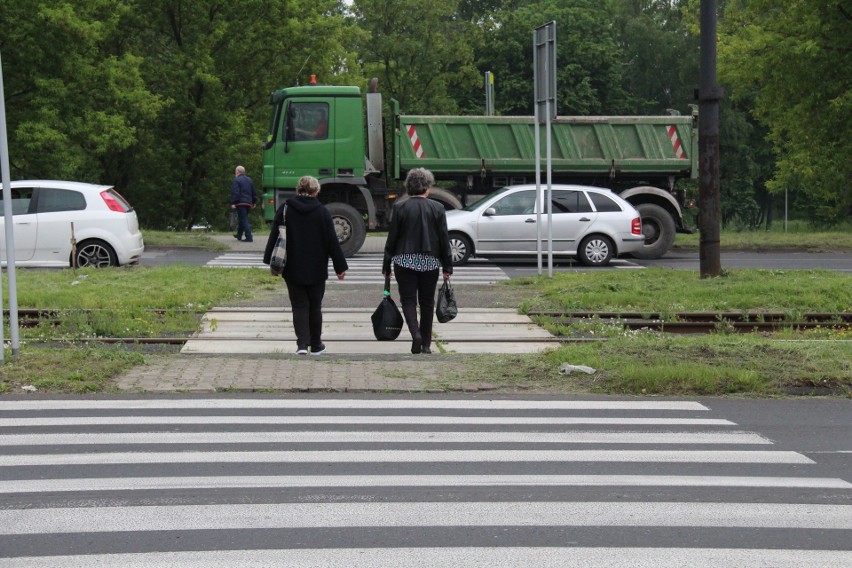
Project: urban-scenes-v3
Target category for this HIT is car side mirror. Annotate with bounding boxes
[484,207,497,216]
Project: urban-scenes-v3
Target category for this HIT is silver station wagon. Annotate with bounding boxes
[446,184,644,266]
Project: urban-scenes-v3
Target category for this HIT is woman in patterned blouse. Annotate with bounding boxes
[382,168,453,354]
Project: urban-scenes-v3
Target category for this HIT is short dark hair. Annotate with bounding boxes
[404,168,434,196]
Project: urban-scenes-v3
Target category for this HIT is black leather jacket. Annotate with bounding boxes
[382,196,453,274]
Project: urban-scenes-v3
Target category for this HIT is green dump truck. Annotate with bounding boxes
[262,79,697,258]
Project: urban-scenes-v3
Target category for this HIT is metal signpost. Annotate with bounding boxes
[484,71,495,116]
[533,21,556,277]
[0,51,21,359]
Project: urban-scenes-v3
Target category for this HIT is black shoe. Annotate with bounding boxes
[411,333,422,354]
[421,345,432,354]
[244,239,253,242]
[233,234,242,241]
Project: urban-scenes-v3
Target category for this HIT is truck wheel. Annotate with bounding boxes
[427,187,463,210]
[326,202,366,258]
[578,235,614,267]
[633,203,675,260]
[449,232,473,266]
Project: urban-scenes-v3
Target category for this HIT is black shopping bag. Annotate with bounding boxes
[372,277,404,341]
[435,280,458,323]
[228,209,238,231]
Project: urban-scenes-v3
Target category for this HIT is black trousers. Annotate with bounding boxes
[285,279,326,350]
[393,264,439,347]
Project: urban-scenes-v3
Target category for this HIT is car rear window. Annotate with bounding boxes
[552,190,593,213]
[588,192,623,212]
[37,188,87,213]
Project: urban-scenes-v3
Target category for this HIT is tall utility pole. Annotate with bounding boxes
[698,0,722,278]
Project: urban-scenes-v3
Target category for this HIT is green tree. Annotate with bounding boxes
[123,0,352,230]
[609,0,699,115]
[350,0,481,114]
[478,0,629,116]
[718,0,852,224]
[0,0,162,181]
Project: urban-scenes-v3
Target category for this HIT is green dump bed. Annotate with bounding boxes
[396,114,697,180]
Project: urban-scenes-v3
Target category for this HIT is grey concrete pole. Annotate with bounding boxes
[0,52,21,358]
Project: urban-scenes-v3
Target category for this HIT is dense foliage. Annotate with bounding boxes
[0,0,848,230]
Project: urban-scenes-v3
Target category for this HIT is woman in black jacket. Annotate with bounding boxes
[264,176,348,355]
[382,168,453,354]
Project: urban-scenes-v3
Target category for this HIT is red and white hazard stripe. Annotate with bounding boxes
[407,125,425,159]
[667,125,685,159]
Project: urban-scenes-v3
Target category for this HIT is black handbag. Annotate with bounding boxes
[371,277,404,341]
[435,280,458,323]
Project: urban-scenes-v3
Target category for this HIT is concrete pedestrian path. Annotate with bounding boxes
[115,235,562,394]
[182,308,558,355]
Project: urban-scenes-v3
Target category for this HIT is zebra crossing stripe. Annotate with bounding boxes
[0,399,710,410]
[3,502,850,534]
[205,253,508,282]
[2,548,850,568]
[0,416,736,427]
[0,449,812,467]
[2,475,849,493]
[2,548,849,568]
[0,431,770,446]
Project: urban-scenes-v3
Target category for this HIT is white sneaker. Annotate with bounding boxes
[295,348,308,355]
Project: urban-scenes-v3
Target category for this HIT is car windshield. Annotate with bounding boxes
[462,186,517,211]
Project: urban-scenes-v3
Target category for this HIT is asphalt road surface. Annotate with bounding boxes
[143,246,852,275]
[0,395,849,566]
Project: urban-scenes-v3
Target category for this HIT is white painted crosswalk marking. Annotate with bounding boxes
[0,430,775,446]
[4,502,850,534]
[206,252,508,284]
[2,549,851,568]
[0,415,735,427]
[0,397,849,565]
[3,475,850,494]
[0,449,814,467]
[0,399,711,410]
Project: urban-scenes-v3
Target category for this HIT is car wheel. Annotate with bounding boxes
[578,235,614,266]
[326,202,366,258]
[449,232,472,266]
[632,203,675,260]
[74,239,118,268]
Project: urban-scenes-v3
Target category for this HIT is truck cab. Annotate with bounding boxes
[263,84,374,256]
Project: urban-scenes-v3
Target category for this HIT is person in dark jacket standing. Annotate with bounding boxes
[231,165,258,242]
[382,168,453,354]
[264,176,348,355]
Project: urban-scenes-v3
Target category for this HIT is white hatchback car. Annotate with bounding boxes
[0,180,144,268]
[446,184,644,266]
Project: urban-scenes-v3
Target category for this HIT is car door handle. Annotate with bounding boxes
[579,217,591,222]
[525,218,536,223]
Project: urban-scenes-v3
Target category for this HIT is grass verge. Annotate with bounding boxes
[141,230,229,250]
[515,267,851,315]
[439,268,851,397]
[673,227,852,251]
[2,265,850,396]
[1,265,275,393]
[455,334,850,397]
